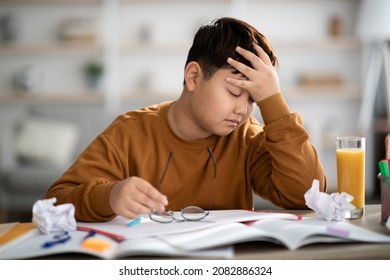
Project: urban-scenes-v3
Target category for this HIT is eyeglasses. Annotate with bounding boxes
[149,147,216,223]
[149,206,209,223]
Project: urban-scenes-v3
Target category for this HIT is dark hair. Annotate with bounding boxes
[184,17,278,81]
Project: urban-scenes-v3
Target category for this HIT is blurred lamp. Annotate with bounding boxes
[357,0,390,132]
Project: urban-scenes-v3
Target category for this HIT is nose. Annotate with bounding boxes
[233,96,248,116]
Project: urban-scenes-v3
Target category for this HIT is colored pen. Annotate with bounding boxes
[379,160,390,177]
[127,216,144,227]
[83,231,96,240]
[42,234,71,249]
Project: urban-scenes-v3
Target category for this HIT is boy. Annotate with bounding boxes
[45,17,326,222]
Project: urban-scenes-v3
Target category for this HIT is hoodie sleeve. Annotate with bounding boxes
[251,93,327,209]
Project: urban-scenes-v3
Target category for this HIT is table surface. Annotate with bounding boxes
[3,204,389,260]
[233,204,390,260]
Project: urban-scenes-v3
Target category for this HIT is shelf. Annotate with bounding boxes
[0,41,103,55]
[120,0,229,3]
[0,90,175,106]
[121,89,177,103]
[272,37,361,50]
[0,0,102,5]
[283,84,361,101]
[0,0,227,5]
[121,41,191,53]
[0,91,104,105]
[120,36,360,54]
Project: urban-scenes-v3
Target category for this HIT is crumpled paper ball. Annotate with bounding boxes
[304,179,356,221]
[32,197,76,234]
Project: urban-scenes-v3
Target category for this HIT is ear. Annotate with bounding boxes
[184,61,202,91]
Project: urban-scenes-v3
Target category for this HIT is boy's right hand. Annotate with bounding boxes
[226,44,280,102]
[109,176,169,219]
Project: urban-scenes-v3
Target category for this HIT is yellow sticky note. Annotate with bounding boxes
[81,237,112,252]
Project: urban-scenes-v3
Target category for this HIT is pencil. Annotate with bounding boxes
[386,134,390,159]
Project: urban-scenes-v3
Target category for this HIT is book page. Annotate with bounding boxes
[77,210,300,239]
[0,229,233,260]
[158,222,284,251]
[158,217,390,251]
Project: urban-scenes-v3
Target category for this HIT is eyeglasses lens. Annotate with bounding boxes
[181,206,208,221]
[149,210,173,223]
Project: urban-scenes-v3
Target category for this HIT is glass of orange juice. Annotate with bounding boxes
[336,136,365,219]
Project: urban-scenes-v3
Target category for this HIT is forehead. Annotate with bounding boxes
[212,68,246,80]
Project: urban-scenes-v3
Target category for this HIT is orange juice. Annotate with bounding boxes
[336,149,365,209]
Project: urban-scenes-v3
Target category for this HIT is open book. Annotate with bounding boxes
[158,217,390,251]
[1,210,390,259]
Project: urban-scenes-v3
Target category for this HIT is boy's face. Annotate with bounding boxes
[190,68,255,137]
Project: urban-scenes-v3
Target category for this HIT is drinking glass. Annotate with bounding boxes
[336,136,365,219]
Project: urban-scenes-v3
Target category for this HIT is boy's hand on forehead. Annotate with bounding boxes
[226,43,280,102]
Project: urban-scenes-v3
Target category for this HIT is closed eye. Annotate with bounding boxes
[229,91,240,97]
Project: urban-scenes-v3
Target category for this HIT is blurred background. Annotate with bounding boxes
[0,0,389,222]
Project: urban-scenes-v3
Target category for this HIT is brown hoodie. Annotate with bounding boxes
[45,94,326,222]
